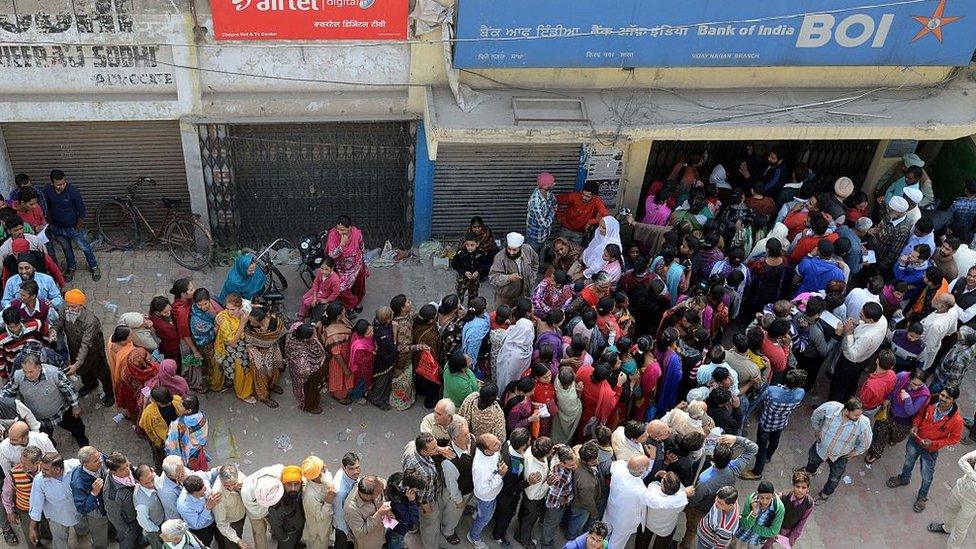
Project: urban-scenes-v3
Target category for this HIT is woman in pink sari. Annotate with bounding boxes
[324,215,369,313]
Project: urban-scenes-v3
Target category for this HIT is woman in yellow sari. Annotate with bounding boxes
[106,325,135,389]
[214,294,253,402]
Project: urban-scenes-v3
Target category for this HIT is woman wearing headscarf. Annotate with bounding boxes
[324,215,369,313]
[214,294,252,402]
[283,322,328,413]
[219,254,267,304]
[148,296,181,364]
[494,299,535,396]
[169,278,199,366]
[116,347,158,419]
[653,328,684,419]
[317,300,353,404]
[458,383,507,441]
[551,367,582,445]
[189,288,224,392]
[143,358,189,398]
[463,216,499,257]
[748,222,790,260]
[118,311,159,353]
[106,325,136,390]
[244,306,286,408]
[581,216,622,279]
[744,239,791,316]
[534,309,565,377]
[348,319,376,404]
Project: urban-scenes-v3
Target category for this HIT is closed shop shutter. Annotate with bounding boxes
[431,143,582,239]
[210,122,414,249]
[1,121,188,227]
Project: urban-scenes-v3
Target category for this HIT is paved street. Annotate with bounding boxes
[11,246,972,549]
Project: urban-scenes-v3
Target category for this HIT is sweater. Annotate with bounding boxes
[42,184,87,230]
[858,370,897,410]
[888,372,930,424]
[913,403,963,452]
[472,449,504,501]
[736,493,785,541]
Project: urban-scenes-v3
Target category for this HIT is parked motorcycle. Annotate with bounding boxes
[297,231,329,289]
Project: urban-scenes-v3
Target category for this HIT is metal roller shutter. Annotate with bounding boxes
[431,143,582,239]
[1,121,188,227]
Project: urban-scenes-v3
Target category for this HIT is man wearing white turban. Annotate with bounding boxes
[240,464,284,549]
[868,195,912,276]
[488,232,539,307]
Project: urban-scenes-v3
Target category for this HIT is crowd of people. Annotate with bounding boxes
[1,150,976,549]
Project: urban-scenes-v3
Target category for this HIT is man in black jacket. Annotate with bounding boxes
[491,427,532,546]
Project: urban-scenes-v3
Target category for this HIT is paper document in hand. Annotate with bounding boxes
[820,310,841,329]
[863,250,877,264]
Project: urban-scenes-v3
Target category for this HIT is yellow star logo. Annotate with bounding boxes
[911,0,962,43]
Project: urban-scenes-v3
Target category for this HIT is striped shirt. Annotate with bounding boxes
[698,501,740,549]
[10,464,34,511]
[811,402,873,461]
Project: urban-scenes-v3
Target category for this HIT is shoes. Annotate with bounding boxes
[887,475,910,488]
[374,402,391,411]
[738,470,762,480]
[269,385,284,395]
[466,533,487,549]
[494,539,512,548]
[65,267,76,282]
[814,492,830,504]
[78,385,97,399]
[444,533,460,545]
[91,267,102,281]
[927,522,950,534]
[962,436,975,445]
[101,395,115,408]
[516,537,537,549]
[914,497,927,513]
[306,407,323,414]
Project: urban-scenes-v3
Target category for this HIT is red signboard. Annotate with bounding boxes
[211,0,408,41]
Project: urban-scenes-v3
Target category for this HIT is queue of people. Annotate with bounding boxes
[2,149,976,549]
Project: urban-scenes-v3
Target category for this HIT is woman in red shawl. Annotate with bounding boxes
[324,216,369,313]
[117,347,158,419]
[148,296,181,364]
[348,319,376,403]
[574,362,623,440]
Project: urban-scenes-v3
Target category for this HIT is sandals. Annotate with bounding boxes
[2,525,18,545]
[914,498,927,513]
[262,398,279,408]
[306,407,323,415]
[928,522,949,534]
[814,493,830,504]
[864,453,880,465]
[269,385,284,395]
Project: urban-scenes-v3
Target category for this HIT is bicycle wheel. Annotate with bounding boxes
[165,217,213,270]
[96,201,139,249]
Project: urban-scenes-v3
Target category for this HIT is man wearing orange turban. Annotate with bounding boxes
[51,288,115,406]
[300,455,336,547]
[268,466,306,549]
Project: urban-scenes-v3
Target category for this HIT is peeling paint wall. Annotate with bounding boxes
[0,0,412,121]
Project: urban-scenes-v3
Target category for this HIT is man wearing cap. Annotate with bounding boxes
[268,466,305,549]
[1,256,61,309]
[903,187,924,230]
[488,232,539,307]
[51,289,113,407]
[867,195,913,277]
[824,177,854,224]
[301,456,335,548]
[240,464,284,549]
[212,464,250,549]
[883,154,933,207]
[556,181,608,245]
[527,172,558,254]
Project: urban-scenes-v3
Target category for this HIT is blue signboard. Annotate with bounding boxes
[454,0,976,68]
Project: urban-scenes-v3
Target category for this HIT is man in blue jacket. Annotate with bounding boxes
[42,170,100,282]
[795,240,845,295]
[70,446,108,548]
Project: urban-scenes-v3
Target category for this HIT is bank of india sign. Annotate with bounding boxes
[454,0,976,68]
[211,0,408,40]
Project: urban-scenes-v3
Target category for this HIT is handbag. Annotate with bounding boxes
[415,350,442,385]
[875,400,890,422]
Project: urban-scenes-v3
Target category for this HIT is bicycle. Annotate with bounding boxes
[246,238,292,318]
[95,177,214,270]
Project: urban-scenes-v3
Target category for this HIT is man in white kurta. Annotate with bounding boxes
[639,472,693,547]
[604,456,654,549]
[919,294,958,369]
